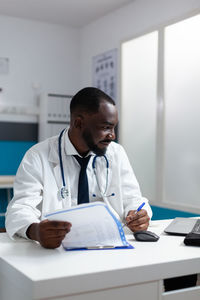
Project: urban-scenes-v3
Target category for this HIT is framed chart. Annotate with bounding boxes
[92,49,117,103]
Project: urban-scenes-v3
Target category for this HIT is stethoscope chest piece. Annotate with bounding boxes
[58,186,69,201]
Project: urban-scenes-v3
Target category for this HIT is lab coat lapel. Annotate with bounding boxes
[48,137,62,190]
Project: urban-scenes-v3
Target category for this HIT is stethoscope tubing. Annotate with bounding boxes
[58,129,66,188]
[92,155,109,196]
[58,129,111,199]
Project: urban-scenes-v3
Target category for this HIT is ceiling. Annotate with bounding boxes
[0,0,135,28]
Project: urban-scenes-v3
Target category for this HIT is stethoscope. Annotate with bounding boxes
[58,129,115,200]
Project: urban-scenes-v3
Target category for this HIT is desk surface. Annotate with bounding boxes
[0,219,200,300]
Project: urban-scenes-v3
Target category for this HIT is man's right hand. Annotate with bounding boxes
[26,219,72,249]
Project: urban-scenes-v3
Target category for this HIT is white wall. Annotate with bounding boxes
[80,0,200,209]
[80,0,200,109]
[1,0,199,121]
[0,15,80,121]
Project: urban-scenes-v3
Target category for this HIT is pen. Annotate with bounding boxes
[122,202,145,228]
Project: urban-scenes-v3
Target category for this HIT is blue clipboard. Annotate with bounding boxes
[46,202,134,251]
[63,243,134,251]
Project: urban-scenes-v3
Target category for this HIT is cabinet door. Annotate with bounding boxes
[55,281,159,300]
[163,286,200,300]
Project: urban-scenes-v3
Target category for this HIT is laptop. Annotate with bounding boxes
[164,217,200,236]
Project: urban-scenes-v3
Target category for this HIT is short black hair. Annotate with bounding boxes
[70,87,115,115]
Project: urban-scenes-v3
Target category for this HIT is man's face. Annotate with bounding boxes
[81,101,118,156]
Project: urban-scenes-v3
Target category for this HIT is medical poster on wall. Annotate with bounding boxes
[92,49,117,105]
[92,49,118,141]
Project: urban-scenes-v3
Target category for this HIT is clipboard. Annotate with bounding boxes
[64,243,134,251]
[45,202,134,251]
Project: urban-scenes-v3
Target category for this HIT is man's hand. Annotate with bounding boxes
[125,209,150,232]
[27,219,72,249]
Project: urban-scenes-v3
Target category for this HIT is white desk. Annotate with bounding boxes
[0,220,200,300]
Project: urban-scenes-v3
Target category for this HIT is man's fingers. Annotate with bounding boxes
[126,210,149,225]
[37,220,72,248]
[48,220,72,228]
[126,209,149,232]
[132,223,149,232]
[39,229,70,248]
[127,221,148,230]
[27,220,72,249]
[128,216,150,226]
[127,209,147,219]
[40,236,64,249]
[44,229,70,238]
[41,220,72,230]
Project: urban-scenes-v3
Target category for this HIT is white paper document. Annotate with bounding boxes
[45,202,132,250]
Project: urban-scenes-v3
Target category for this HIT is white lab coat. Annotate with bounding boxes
[6,129,152,239]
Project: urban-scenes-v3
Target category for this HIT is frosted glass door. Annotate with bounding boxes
[121,32,158,201]
[164,15,200,207]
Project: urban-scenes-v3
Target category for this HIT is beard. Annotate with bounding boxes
[82,129,107,156]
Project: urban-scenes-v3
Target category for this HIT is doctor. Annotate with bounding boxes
[6,87,152,248]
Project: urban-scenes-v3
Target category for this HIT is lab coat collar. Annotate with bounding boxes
[48,136,59,164]
[48,128,95,164]
[64,128,95,158]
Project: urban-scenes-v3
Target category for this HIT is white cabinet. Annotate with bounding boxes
[39,93,72,141]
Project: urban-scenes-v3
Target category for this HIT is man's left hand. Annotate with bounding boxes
[125,209,150,232]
